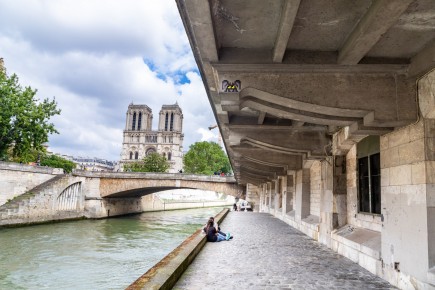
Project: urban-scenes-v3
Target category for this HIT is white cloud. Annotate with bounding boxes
[0,0,217,160]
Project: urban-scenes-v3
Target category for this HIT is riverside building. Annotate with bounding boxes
[120,103,184,173]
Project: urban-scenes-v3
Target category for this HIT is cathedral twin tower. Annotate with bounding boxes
[120,103,184,173]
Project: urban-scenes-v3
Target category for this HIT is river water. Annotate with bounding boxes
[0,207,225,290]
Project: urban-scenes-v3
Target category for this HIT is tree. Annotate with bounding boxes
[124,152,169,172]
[0,70,60,162]
[40,154,76,173]
[183,141,231,175]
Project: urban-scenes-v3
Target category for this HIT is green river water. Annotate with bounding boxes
[0,207,225,290]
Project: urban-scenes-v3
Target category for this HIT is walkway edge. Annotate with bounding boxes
[125,208,230,290]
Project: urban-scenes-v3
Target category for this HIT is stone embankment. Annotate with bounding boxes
[0,161,64,206]
[126,208,229,290]
[0,174,85,226]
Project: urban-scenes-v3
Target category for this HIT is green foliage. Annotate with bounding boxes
[0,70,60,161]
[124,152,170,173]
[40,154,76,173]
[183,141,231,175]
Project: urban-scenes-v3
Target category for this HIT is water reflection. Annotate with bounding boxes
[0,207,225,290]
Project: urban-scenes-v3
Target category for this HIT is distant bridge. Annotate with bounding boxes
[0,162,245,225]
[74,171,244,198]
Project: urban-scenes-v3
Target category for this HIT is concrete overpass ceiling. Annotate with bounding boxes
[176,0,435,185]
[286,0,373,51]
[212,0,282,49]
[366,0,435,59]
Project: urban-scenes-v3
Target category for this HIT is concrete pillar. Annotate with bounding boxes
[281,175,288,215]
[320,155,348,246]
[278,178,283,211]
[262,183,267,212]
[273,179,279,214]
[295,168,310,220]
[267,182,272,212]
[333,155,347,228]
[259,184,264,212]
[285,172,295,214]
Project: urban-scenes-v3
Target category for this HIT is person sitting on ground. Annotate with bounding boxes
[205,218,230,242]
[203,217,233,240]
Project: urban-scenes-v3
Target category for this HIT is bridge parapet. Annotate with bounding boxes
[72,171,243,198]
[72,170,237,183]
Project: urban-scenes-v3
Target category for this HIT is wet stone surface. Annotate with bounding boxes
[174,212,396,290]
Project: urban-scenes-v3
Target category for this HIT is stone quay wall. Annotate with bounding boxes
[0,161,63,206]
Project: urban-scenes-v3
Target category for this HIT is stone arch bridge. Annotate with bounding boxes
[77,171,244,198]
[0,162,244,226]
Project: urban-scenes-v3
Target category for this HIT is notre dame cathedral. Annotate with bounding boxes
[120,103,184,173]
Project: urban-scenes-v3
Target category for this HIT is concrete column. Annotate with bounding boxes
[271,181,276,211]
[262,183,267,212]
[281,175,288,215]
[320,156,348,245]
[295,168,310,220]
[259,185,264,212]
[273,179,280,214]
[267,182,272,212]
[285,172,295,214]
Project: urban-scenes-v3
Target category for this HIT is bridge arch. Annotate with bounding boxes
[56,181,82,211]
[72,172,244,199]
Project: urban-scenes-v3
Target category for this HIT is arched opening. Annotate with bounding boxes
[129,152,133,159]
[164,112,169,131]
[168,152,172,160]
[146,147,156,156]
[132,112,136,130]
[135,152,139,160]
[170,113,174,131]
[138,112,142,130]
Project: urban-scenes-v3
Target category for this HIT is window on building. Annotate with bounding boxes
[129,152,133,160]
[146,147,156,156]
[132,112,136,130]
[357,136,381,214]
[165,112,169,131]
[163,152,166,159]
[170,113,174,131]
[138,112,142,130]
[168,152,171,161]
[135,152,139,160]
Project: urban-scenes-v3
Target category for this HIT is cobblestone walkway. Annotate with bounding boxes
[174,212,396,290]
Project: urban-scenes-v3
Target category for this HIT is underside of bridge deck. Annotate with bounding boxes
[176,0,433,185]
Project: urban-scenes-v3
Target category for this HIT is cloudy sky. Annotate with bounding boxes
[0,0,218,161]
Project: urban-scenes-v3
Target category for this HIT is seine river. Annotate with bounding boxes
[0,207,225,290]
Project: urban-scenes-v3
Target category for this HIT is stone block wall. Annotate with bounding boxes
[0,175,85,226]
[0,162,63,206]
[380,120,432,285]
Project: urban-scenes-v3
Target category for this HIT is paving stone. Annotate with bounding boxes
[173,212,396,290]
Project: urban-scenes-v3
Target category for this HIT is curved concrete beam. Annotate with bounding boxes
[240,87,370,118]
